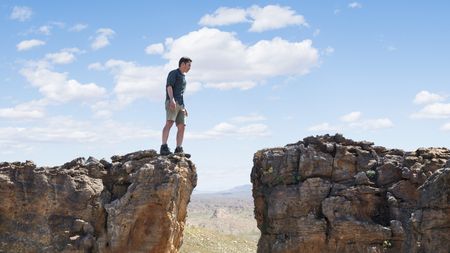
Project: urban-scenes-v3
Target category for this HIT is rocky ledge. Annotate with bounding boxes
[251,134,450,253]
[0,150,197,253]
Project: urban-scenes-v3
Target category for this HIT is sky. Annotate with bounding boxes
[1,1,449,192]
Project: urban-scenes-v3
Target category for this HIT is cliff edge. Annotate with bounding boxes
[0,150,197,253]
[251,134,450,253]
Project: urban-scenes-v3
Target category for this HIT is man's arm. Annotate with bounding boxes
[167,85,176,110]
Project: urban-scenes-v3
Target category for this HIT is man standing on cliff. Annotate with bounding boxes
[160,57,192,156]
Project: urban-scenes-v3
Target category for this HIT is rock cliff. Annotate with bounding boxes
[251,134,450,253]
[0,150,197,253]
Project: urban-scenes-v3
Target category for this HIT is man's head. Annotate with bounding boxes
[178,57,192,73]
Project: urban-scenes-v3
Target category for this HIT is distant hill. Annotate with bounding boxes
[181,184,258,252]
[193,184,252,198]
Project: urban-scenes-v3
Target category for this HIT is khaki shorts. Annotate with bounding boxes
[166,100,186,125]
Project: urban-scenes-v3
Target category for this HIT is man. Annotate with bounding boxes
[160,57,192,156]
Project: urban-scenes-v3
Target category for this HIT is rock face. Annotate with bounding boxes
[251,134,450,253]
[0,150,197,253]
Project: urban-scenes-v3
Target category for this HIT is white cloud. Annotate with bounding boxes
[145,43,164,55]
[441,122,450,131]
[185,81,203,96]
[0,100,47,120]
[97,27,317,105]
[349,118,394,130]
[414,90,446,105]
[88,62,105,71]
[411,102,450,119]
[38,25,51,35]
[309,113,393,132]
[188,122,270,139]
[308,122,339,132]
[248,5,308,32]
[10,6,32,22]
[231,113,266,123]
[70,23,88,32]
[91,28,115,50]
[340,111,361,122]
[199,7,248,26]
[205,81,256,90]
[101,60,166,105]
[349,2,362,9]
[20,60,106,103]
[199,5,307,32]
[164,27,318,90]
[16,39,46,51]
[45,48,82,65]
[0,117,159,146]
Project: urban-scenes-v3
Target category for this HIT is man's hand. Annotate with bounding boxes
[169,98,176,111]
[184,108,188,117]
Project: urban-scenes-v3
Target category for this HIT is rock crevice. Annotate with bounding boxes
[251,134,450,253]
[0,150,197,253]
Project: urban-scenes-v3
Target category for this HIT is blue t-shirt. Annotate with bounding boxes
[166,68,186,106]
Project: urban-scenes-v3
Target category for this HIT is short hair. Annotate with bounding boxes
[179,57,192,67]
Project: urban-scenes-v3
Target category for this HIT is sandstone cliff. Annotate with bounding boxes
[0,150,197,253]
[251,134,450,253]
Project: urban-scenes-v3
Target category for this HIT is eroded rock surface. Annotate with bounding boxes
[251,134,450,253]
[0,150,197,253]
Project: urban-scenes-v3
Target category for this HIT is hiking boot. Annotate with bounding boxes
[174,146,184,154]
[175,146,191,158]
[160,144,172,155]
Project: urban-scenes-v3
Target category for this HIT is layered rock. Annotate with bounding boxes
[0,150,197,253]
[251,134,450,253]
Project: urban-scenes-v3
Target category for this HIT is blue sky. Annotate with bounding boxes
[1,1,449,191]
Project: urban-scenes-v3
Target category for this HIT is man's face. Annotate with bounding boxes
[181,62,191,73]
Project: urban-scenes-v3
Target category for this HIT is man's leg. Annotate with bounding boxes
[162,120,174,144]
[176,123,185,148]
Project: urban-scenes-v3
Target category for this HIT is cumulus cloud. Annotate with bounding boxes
[248,5,308,32]
[199,5,307,32]
[199,7,248,26]
[91,28,115,50]
[45,48,82,65]
[100,60,166,105]
[0,100,47,120]
[348,2,362,9]
[88,62,105,71]
[411,90,450,122]
[10,6,32,21]
[145,43,164,55]
[103,27,317,104]
[16,39,46,51]
[70,23,88,32]
[414,90,446,104]
[38,25,52,35]
[340,111,361,122]
[309,112,393,132]
[205,81,256,90]
[0,117,159,146]
[163,27,318,90]
[20,60,106,103]
[411,103,450,119]
[187,121,270,139]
